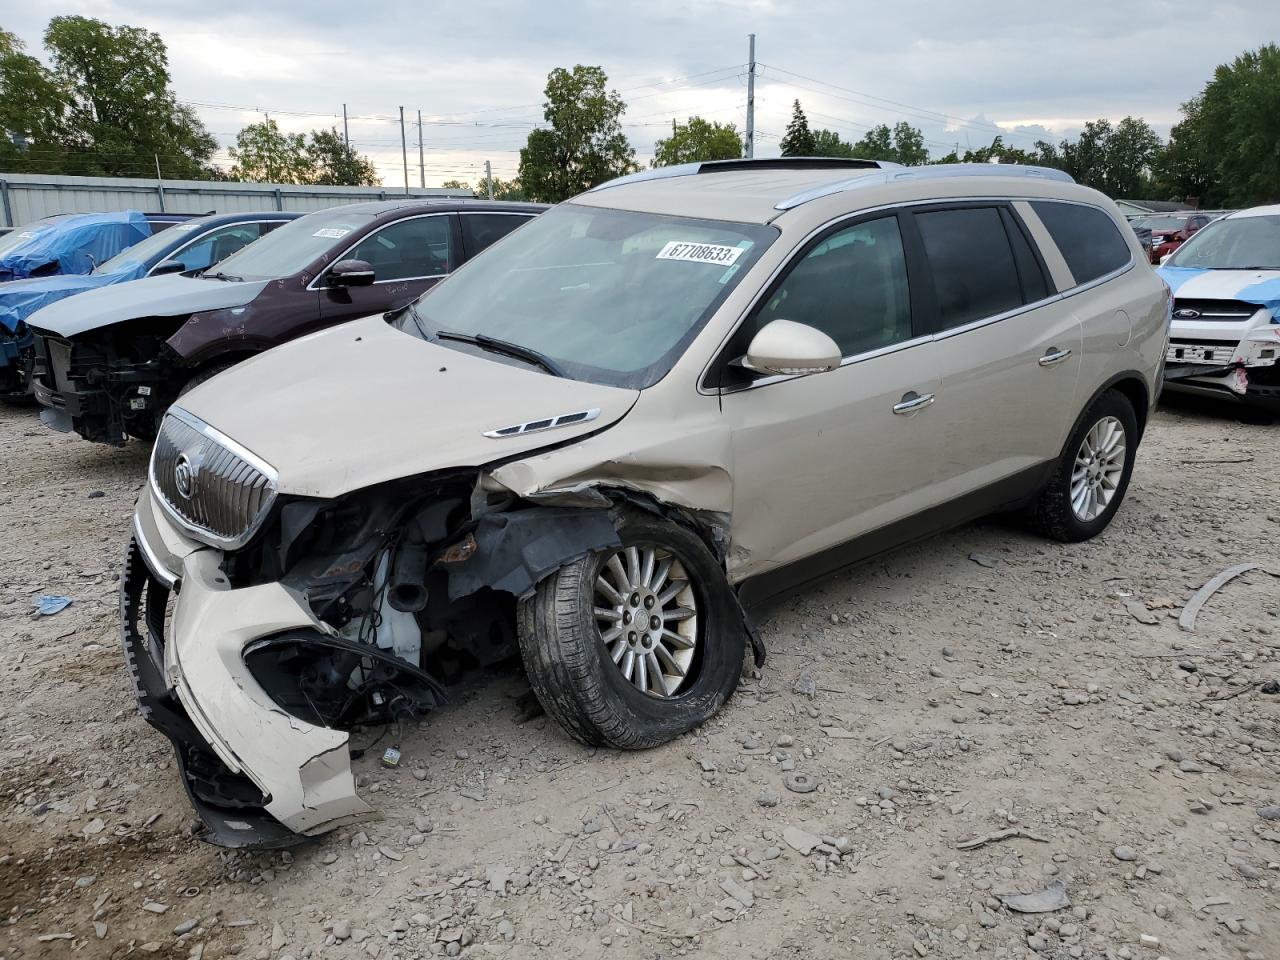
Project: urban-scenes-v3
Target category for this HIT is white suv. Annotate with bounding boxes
[122,158,1170,846]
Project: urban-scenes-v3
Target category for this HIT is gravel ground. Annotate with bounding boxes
[1,395,1277,960]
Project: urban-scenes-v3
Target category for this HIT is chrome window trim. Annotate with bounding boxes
[699,195,1131,396]
[144,220,289,277]
[148,405,280,551]
[306,212,454,291]
[132,513,179,590]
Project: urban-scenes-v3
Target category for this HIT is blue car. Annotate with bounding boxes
[0,210,197,282]
[1,211,299,397]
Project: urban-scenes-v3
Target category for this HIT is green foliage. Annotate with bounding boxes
[844,122,928,166]
[0,16,217,178]
[1056,118,1162,197]
[652,117,742,166]
[229,121,380,185]
[779,100,815,156]
[811,128,855,158]
[518,65,636,202]
[1159,44,1280,206]
[307,127,379,186]
[441,177,527,200]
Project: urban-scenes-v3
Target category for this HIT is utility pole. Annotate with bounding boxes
[342,104,349,149]
[673,118,678,137]
[399,106,409,195]
[154,154,166,212]
[417,110,425,188]
[485,160,493,199]
[745,34,756,159]
[264,111,273,183]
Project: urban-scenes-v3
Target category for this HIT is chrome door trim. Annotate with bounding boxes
[892,392,936,414]
[1038,348,1073,367]
[306,212,454,291]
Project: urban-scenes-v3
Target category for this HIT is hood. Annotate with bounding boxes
[0,269,141,334]
[26,272,270,338]
[178,314,641,498]
[1159,266,1280,318]
[0,210,150,281]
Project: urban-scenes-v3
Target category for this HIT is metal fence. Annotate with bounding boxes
[0,172,473,227]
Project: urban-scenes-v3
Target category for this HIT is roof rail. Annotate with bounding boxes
[587,156,901,194]
[775,163,1076,210]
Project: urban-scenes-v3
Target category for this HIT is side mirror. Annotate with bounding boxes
[152,259,187,276]
[742,319,841,377]
[329,259,375,287]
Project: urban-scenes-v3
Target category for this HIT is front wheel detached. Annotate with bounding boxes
[517,511,745,749]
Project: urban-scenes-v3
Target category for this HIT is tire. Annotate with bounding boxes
[517,511,745,749]
[1027,388,1138,542]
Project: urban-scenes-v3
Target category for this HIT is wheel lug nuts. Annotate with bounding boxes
[650,615,661,629]
[644,596,655,609]
[630,593,640,606]
[623,612,632,624]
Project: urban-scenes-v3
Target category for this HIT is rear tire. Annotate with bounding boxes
[1026,388,1138,542]
[517,511,744,749]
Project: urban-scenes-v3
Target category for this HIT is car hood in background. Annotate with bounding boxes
[1159,266,1280,318]
[25,273,271,338]
[177,314,641,499]
[0,267,148,334]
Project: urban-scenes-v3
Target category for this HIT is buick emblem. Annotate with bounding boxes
[1173,308,1201,320]
[174,454,195,500]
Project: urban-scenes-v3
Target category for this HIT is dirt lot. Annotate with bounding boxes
[1,396,1277,960]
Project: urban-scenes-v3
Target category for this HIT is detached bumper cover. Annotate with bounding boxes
[121,496,373,845]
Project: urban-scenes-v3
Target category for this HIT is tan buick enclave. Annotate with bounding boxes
[122,158,1170,846]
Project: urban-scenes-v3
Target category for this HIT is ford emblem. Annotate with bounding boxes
[1173,308,1201,320]
[174,453,195,499]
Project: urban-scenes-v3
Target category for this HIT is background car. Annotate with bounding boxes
[1130,211,1213,263]
[0,210,197,281]
[0,211,298,399]
[1158,204,1280,411]
[28,199,546,443]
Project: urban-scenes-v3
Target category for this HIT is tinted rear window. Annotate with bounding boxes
[1031,201,1131,285]
[915,206,1024,330]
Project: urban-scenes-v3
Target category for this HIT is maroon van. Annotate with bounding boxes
[29,199,546,445]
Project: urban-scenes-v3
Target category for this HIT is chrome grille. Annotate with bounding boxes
[1173,298,1266,322]
[150,408,278,550]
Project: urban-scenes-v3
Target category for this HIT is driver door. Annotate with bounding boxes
[720,212,944,578]
[318,213,459,323]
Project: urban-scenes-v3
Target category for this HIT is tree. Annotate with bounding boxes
[229,119,311,183]
[1159,44,1280,206]
[811,128,856,158]
[441,177,527,200]
[307,128,379,186]
[779,100,815,156]
[0,31,68,172]
[652,117,742,166]
[848,122,929,165]
[42,16,216,178]
[1057,117,1162,197]
[518,65,635,202]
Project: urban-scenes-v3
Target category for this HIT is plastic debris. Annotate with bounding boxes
[35,595,72,616]
[1179,562,1280,631]
[998,879,1071,913]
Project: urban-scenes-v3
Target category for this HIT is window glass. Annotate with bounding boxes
[406,204,775,389]
[346,215,451,282]
[210,209,375,281]
[1167,214,1280,270]
[915,207,1023,330]
[173,224,266,272]
[461,213,531,258]
[1031,201,1132,285]
[752,216,912,357]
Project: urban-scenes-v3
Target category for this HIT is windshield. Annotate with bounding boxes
[94,222,188,274]
[1168,215,1280,270]
[207,209,375,281]
[1132,215,1190,231]
[403,203,776,389]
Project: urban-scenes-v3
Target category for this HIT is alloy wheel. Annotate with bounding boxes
[1071,415,1126,522]
[593,545,698,698]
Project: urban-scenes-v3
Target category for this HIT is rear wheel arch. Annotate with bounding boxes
[1062,372,1149,457]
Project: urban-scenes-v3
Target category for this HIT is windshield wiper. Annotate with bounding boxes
[434,329,566,378]
[207,270,243,282]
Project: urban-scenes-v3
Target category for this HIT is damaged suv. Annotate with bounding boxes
[124,158,1169,847]
[1158,205,1280,411]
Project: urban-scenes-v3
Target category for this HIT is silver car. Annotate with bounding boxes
[122,158,1170,846]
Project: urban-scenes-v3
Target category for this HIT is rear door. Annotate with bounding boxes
[721,211,945,572]
[911,202,1082,501]
[317,213,459,323]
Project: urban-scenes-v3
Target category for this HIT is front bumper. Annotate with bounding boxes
[1164,316,1280,408]
[122,491,373,846]
[30,331,162,444]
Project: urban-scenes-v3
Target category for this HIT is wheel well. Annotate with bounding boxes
[1109,377,1150,440]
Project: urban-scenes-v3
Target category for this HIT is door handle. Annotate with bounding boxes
[1038,347,1073,367]
[892,391,935,415]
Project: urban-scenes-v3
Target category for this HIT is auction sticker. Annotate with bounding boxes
[656,240,745,266]
[312,227,351,239]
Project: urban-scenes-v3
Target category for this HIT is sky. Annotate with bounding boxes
[5,0,1279,188]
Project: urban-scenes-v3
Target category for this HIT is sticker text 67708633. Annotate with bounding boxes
[655,241,746,266]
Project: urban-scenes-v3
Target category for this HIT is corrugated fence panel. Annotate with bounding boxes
[0,173,471,227]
